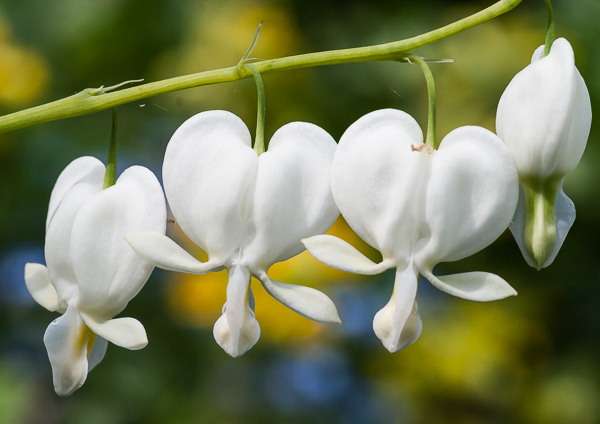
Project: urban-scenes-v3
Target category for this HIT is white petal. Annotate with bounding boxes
[302,235,394,275]
[163,111,257,264]
[560,67,592,176]
[43,305,94,396]
[258,272,341,324]
[213,265,260,357]
[509,183,575,269]
[332,109,426,260]
[71,166,166,318]
[415,126,518,267]
[80,313,147,350]
[242,122,339,269]
[88,337,108,372]
[125,232,224,274]
[45,158,105,303]
[24,263,60,311]
[373,264,422,353]
[497,38,589,179]
[46,156,105,231]
[421,269,517,301]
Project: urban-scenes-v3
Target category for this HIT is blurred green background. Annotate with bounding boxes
[0,0,599,423]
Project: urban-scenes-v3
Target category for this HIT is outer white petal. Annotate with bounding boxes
[497,38,590,179]
[45,158,105,303]
[163,111,257,264]
[241,122,339,269]
[80,313,147,350]
[46,156,106,231]
[258,271,341,324]
[24,263,60,311]
[509,183,575,269]
[332,109,427,260]
[302,235,395,275]
[43,305,95,396]
[421,269,517,301]
[213,265,260,357]
[415,126,518,267]
[125,232,224,274]
[71,166,166,319]
[560,68,592,176]
[373,264,422,353]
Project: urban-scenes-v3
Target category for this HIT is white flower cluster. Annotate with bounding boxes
[25,39,590,395]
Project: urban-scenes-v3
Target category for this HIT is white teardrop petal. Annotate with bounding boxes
[497,38,586,179]
[163,111,257,264]
[259,272,341,324]
[46,156,105,231]
[332,109,426,261]
[302,235,394,275]
[415,126,518,267]
[45,160,105,304]
[71,166,166,318]
[421,269,517,301]
[372,264,422,353]
[43,305,94,396]
[80,313,148,350]
[213,266,260,357]
[242,122,339,269]
[24,263,60,311]
[125,232,224,274]
[559,67,592,176]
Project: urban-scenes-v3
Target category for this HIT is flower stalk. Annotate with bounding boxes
[405,55,437,149]
[544,0,555,56]
[244,64,267,155]
[0,0,522,135]
[103,108,118,189]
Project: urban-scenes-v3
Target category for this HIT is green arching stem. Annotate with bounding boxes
[103,108,118,189]
[244,64,266,155]
[543,0,555,56]
[0,0,522,135]
[405,55,437,149]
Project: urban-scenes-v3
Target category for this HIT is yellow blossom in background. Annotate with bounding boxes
[0,14,49,106]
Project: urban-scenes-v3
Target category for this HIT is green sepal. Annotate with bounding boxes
[521,178,561,270]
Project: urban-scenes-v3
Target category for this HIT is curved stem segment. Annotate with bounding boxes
[236,22,263,73]
[103,108,118,189]
[543,0,555,56]
[244,64,266,155]
[406,55,437,149]
[0,0,522,134]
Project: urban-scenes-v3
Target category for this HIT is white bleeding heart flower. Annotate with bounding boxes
[24,157,167,396]
[126,110,341,358]
[303,109,519,353]
[496,38,592,270]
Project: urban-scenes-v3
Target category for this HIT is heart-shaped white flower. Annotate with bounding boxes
[126,110,341,357]
[303,109,519,352]
[496,38,592,269]
[25,157,167,395]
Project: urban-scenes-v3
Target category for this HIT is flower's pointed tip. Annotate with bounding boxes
[213,312,260,358]
[55,383,81,397]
